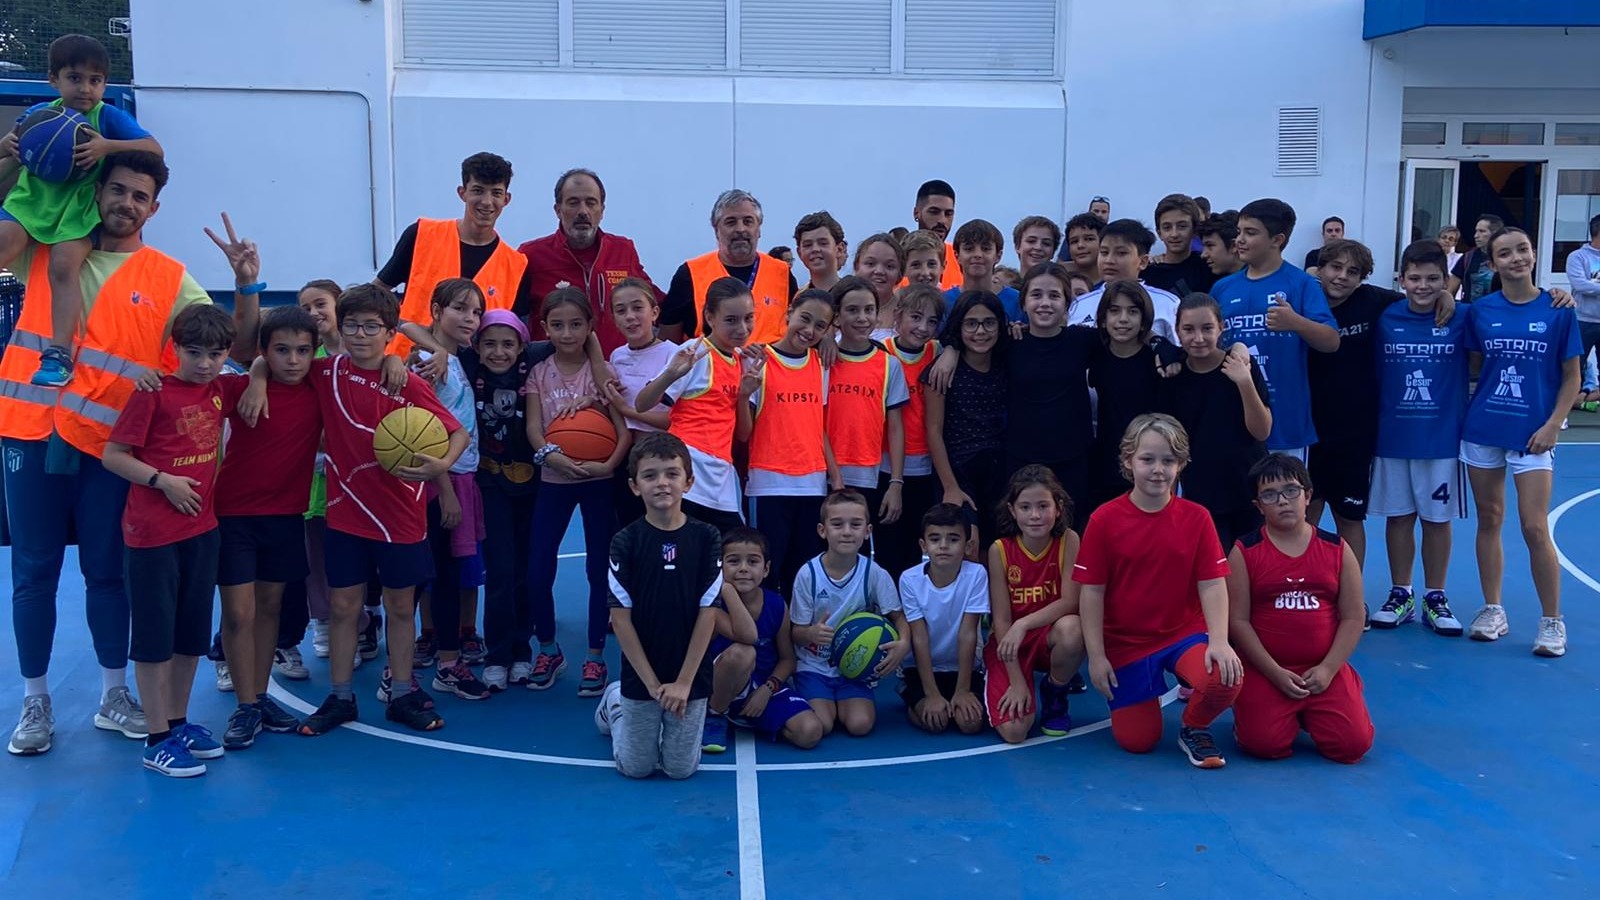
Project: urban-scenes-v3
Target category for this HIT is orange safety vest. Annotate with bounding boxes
[897,242,963,291]
[0,246,185,457]
[685,251,789,345]
[883,337,935,458]
[748,346,825,477]
[825,346,893,469]
[668,339,740,463]
[395,218,526,357]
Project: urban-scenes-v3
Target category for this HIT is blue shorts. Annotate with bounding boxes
[793,671,875,704]
[729,681,814,741]
[324,527,433,590]
[0,208,17,227]
[1107,632,1208,711]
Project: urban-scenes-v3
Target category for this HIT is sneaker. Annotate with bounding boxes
[29,346,74,388]
[1038,678,1073,736]
[385,689,444,731]
[527,646,567,691]
[223,705,263,750]
[311,620,331,658]
[509,661,535,687]
[1369,588,1416,629]
[254,696,300,733]
[1177,726,1226,769]
[273,646,310,680]
[214,660,234,692]
[377,668,436,708]
[460,631,487,665]
[1468,605,1510,642]
[482,665,510,692]
[7,696,53,756]
[433,659,492,701]
[1533,616,1567,658]
[143,737,205,777]
[358,611,382,661]
[702,713,729,753]
[1066,673,1088,695]
[93,686,149,739]
[578,658,607,698]
[1421,591,1464,637]
[174,722,224,760]
[298,694,358,736]
[414,633,438,669]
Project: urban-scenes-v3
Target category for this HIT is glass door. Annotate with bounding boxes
[1399,159,1460,274]
[1551,167,1600,284]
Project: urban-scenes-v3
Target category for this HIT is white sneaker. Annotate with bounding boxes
[1468,605,1509,642]
[273,647,310,680]
[509,660,535,687]
[214,660,234,692]
[8,695,53,756]
[1533,616,1567,658]
[312,620,330,659]
[483,665,509,692]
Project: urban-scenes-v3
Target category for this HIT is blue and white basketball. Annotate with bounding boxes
[829,611,899,682]
[16,106,97,184]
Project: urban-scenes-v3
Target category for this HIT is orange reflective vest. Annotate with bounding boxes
[883,337,935,458]
[748,346,825,477]
[395,218,526,357]
[685,251,789,345]
[897,242,963,291]
[668,339,740,463]
[0,246,185,457]
[825,346,893,469]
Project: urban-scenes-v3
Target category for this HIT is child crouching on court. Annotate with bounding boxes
[608,432,723,779]
[900,503,988,735]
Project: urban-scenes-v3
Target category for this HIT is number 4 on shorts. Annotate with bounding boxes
[1431,482,1450,503]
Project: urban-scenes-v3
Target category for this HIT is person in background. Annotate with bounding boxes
[1301,216,1344,277]
[767,246,794,266]
[1447,214,1502,303]
[1562,214,1600,407]
[1088,196,1111,223]
[661,189,796,346]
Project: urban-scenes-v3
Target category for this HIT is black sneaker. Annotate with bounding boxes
[385,689,444,731]
[254,696,300,733]
[298,694,358,736]
[358,611,382,661]
[414,632,437,669]
[223,705,263,750]
[1177,726,1226,769]
[1066,673,1088,695]
[433,659,492,701]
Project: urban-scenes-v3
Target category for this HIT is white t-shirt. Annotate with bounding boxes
[790,554,902,676]
[609,339,679,434]
[898,561,990,672]
[1067,280,1179,342]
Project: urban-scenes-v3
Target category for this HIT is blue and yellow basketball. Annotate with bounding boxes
[829,611,898,682]
[16,106,97,184]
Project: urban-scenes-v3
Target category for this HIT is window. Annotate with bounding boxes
[1461,122,1546,145]
[1554,170,1600,270]
[1555,123,1600,146]
[741,0,891,72]
[1401,121,1447,145]
[904,0,1057,75]
[401,0,559,67]
[573,0,726,69]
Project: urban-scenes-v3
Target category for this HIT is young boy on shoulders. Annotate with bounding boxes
[944,220,1022,323]
[899,504,989,735]
[608,432,724,779]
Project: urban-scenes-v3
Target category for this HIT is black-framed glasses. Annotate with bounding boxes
[961,318,1000,333]
[340,320,387,337]
[1257,485,1305,505]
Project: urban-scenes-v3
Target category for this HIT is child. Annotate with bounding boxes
[1145,194,1216,297]
[102,306,240,776]
[789,490,909,737]
[983,467,1085,744]
[827,277,909,535]
[0,35,163,387]
[902,229,947,291]
[1067,219,1179,341]
[1211,198,1340,459]
[744,288,838,597]
[1461,227,1582,656]
[635,276,761,533]
[876,284,945,580]
[1076,414,1243,768]
[703,527,827,752]
[992,265,1021,293]
[1012,216,1061,274]
[608,433,724,779]
[924,291,1011,554]
[852,233,907,339]
[604,278,679,539]
[1197,211,1244,281]
[945,220,1022,323]
[900,504,989,735]
[1166,293,1273,550]
[1228,454,1374,764]
[526,287,632,696]
[1067,271,1093,300]
[794,211,845,292]
[1088,281,1169,510]
[1057,212,1103,279]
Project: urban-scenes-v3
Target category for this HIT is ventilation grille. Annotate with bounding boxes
[1276,106,1321,176]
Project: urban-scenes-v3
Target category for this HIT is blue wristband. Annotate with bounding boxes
[235,282,267,296]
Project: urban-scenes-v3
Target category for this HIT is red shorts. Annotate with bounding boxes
[1233,662,1374,764]
[982,626,1052,727]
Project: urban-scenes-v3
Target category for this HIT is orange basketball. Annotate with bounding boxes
[547,407,618,463]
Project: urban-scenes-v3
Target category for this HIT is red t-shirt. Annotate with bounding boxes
[310,355,461,545]
[215,377,323,518]
[109,376,244,549]
[1072,494,1229,668]
[1236,527,1344,670]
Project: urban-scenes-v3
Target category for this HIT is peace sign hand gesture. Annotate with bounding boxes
[204,212,260,287]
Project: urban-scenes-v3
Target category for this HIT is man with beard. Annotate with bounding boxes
[661,189,796,345]
[0,151,253,756]
[519,168,658,354]
[907,180,962,291]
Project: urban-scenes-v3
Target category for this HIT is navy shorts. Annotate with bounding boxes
[323,527,433,590]
[1107,632,1208,711]
[217,514,310,586]
[127,528,221,663]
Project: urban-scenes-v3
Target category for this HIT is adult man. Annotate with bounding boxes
[1088,195,1111,223]
[1447,214,1503,303]
[1302,216,1345,276]
[1565,214,1600,402]
[910,179,962,290]
[1,151,253,756]
[519,168,658,354]
[661,189,796,345]
[374,152,532,356]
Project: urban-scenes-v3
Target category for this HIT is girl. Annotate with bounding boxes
[1076,414,1243,768]
[983,466,1086,745]
[603,278,678,528]
[852,233,906,340]
[877,284,945,580]
[295,279,342,658]
[743,288,839,596]
[526,287,632,698]
[1088,281,1167,510]
[827,276,908,533]
[1460,227,1582,657]
[924,290,1010,554]
[1164,292,1272,550]
[634,276,760,533]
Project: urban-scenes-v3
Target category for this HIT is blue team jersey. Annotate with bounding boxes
[944,285,1023,326]
[1463,291,1582,450]
[1211,262,1337,450]
[1375,303,1470,459]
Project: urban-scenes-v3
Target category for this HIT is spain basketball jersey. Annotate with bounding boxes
[1237,527,1343,669]
[997,535,1065,618]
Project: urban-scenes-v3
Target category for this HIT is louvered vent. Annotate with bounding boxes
[1276,106,1321,176]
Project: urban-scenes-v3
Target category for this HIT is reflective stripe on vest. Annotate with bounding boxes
[667,339,740,463]
[884,337,934,458]
[825,347,892,468]
[0,251,66,440]
[395,218,527,358]
[685,251,789,345]
[748,346,825,477]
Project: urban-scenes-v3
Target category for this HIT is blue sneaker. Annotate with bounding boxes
[1038,678,1073,736]
[143,737,206,777]
[702,713,729,754]
[29,346,73,388]
[174,722,224,759]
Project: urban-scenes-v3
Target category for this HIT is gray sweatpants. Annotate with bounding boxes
[612,696,708,779]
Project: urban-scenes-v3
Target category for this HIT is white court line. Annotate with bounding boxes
[1547,487,1600,594]
[734,730,766,900]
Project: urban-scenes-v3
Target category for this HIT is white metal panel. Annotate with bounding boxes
[1276,106,1322,176]
[401,0,559,66]
[739,0,892,72]
[573,0,727,69]
[904,0,1056,75]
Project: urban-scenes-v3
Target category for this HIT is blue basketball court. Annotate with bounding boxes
[3,444,1599,899]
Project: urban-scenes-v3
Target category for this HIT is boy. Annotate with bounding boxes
[703,528,826,752]
[290,284,470,735]
[992,265,1020,293]
[0,34,163,387]
[899,504,988,735]
[1302,216,1344,276]
[1198,212,1244,280]
[1067,218,1179,341]
[1145,194,1216,296]
[902,229,947,290]
[608,432,723,779]
[794,211,845,292]
[1012,215,1061,274]
[1056,212,1103,278]
[1212,198,1340,459]
[944,219,1022,323]
[1448,214,1503,303]
[790,490,909,737]
[102,306,240,776]
[909,179,962,291]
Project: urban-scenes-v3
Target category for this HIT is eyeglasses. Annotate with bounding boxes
[961,318,1000,333]
[1257,485,1305,505]
[1091,195,1110,204]
[340,320,388,337]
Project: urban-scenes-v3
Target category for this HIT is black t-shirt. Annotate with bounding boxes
[1450,249,1496,302]
[933,358,1007,466]
[1162,358,1271,514]
[463,343,556,496]
[377,221,538,315]
[1007,326,1101,465]
[661,261,798,332]
[1307,284,1401,451]
[607,517,723,702]
[1303,248,1324,270]
[1144,253,1216,297]
[1090,345,1164,462]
